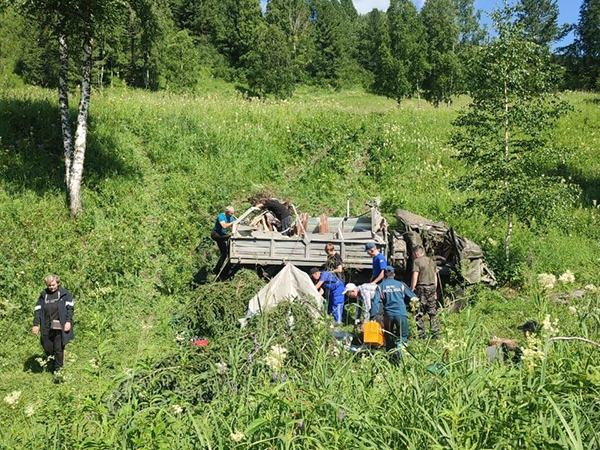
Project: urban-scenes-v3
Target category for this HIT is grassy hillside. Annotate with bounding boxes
[0,85,599,448]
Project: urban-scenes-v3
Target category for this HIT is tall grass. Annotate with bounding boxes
[0,84,599,448]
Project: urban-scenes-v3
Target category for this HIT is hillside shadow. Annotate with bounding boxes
[0,97,141,197]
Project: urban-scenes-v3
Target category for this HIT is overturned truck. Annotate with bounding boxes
[394,209,496,287]
[227,201,495,290]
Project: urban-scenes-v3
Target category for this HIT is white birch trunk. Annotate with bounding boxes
[504,80,511,262]
[58,24,74,194]
[69,35,93,216]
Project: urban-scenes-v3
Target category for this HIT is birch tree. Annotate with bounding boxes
[14,0,146,216]
[451,4,579,265]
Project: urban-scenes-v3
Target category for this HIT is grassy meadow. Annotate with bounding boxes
[0,83,599,449]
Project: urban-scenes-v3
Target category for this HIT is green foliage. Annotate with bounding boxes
[451,4,581,262]
[422,0,461,106]
[516,0,560,48]
[1,84,599,448]
[243,24,296,99]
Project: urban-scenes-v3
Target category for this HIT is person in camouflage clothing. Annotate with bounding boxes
[410,245,440,339]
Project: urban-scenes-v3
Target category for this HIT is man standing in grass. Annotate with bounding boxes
[211,206,235,279]
[410,245,439,339]
[365,242,386,284]
[372,266,417,352]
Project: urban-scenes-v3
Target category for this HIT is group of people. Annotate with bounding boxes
[210,202,441,350]
[309,241,441,353]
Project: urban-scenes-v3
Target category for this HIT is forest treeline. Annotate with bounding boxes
[0,0,599,101]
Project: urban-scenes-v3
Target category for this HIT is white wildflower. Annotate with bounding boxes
[584,284,597,292]
[124,368,133,378]
[265,345,288,371]
[230,430,245,442]
[558,270,575,284]
[542,314,559,336]
[141,323,153,331]
[4,391,21,408]
[410,297,420,313]
[175,333,185,343]
[89,358,99,369]
[216,362,227,375]
[521,333,544,370]
[538,273,556,291]
[25,405,35,417]
[171,404,183,415]
[568,306,578,315]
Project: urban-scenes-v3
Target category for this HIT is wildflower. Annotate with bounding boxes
[410,296,420,313]
[25,405,35,417]
[521,333,544,370]
[297,420,304,433]
[230,430,245,442]
[280,373,286,383]
[216,362,227,375]
[542,314,559,336]
[247,353,253,363]
[265,345,287,371]
[171,404,183,415]
[4,391,21,408]
[89,358,99,369]
[272,371,278,382]
[584,284,597,292]
[538,273,556,291]
[558,270,575,284]
[175,333,185,343]
[568,306,578,314]
[338,408,344,422]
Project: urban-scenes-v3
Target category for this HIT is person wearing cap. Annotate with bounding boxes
[211,206,236,278]
[410,245,439,339]
[372,266,417,350]
[310,268,345,324]
[343,282,378,327]
[365,242,387,284]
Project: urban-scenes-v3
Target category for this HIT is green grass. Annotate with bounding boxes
[0,84,599,448]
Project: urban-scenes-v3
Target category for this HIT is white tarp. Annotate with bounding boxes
[245,263,324,319]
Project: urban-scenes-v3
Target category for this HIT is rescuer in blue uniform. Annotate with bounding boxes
[372,266,417,349]
[310,268,345,324]
[365,242,387,284]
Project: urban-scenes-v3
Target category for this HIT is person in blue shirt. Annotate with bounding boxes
[310,268,345,324]
[211,206,235,278]
[365,242,387,284]
[372,266,417,351]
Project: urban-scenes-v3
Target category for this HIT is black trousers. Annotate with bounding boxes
[42,329,64,372]
[211,231,231,275]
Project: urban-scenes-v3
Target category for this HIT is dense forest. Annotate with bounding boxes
[1,0,599,100]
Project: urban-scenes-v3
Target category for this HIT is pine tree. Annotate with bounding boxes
[387,0,429,104]
[421,0,461,106]
[266,0,312,82]
[574,0,600,89]
[516,0,560,48]
[244,23,295,98]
